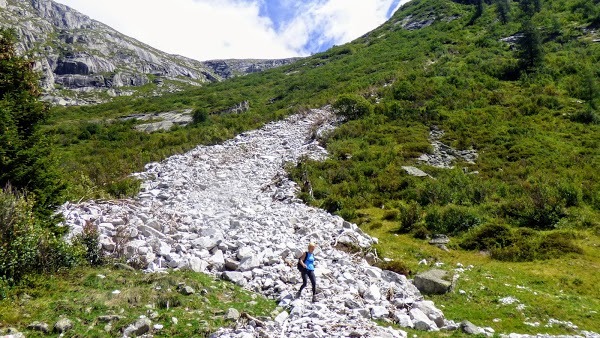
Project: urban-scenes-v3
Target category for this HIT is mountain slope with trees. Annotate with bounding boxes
[1,0,599,335]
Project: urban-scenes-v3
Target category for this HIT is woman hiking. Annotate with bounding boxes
[296,242,317,302]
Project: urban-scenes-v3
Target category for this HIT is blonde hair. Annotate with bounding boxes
[308,242,316,248]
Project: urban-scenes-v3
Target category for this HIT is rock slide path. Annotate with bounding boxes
[60,108,455,337]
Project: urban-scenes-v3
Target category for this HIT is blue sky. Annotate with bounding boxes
[55,0,409,60]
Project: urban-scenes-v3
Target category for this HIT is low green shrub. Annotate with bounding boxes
[0,189,40,284]
[460,223,514,251]
[424,205,482,235]
[397,201,422,233]
[106,177,141,198]
[0,188,84,285]
[72,221,104,266]
[411,224,431,240]
[332,94,373,120]
[322,197,343,213]
[490,229,583,261]
[571,107,599,124]
[192,107,209,124]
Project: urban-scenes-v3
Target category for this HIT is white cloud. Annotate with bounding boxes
[54,0,409,60]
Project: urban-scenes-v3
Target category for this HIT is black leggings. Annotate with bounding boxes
[299,269,316,295]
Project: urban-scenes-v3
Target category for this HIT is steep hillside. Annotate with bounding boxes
[0,0,299,105]
[35,0,600,334]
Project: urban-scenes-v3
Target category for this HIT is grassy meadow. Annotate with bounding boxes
[1,0,599,335]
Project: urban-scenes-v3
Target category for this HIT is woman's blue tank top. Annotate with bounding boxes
[305,252,315,271]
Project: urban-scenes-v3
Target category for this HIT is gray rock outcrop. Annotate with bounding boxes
[417,127,478,168]
[414,269,453,295]
[0,0,301,104]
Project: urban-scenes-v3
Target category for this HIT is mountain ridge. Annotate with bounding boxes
[0,0,301,105]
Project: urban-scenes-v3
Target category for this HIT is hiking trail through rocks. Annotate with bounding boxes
[59,108,599,338]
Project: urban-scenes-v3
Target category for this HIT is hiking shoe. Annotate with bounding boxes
[312,295,317,303]
[295,291,301,299]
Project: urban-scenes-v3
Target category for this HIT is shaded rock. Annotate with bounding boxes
[460,320,483,335]
[27,322,49,333]
[54,318,73,333]
[180,285,195,295]
[392,311,414,328]
[98,315,124,322]
[123,317,151,337]
[414,300,445,327]
[363,284,381,302]
[370,306,389,319]
[428,234,449,245]
[0,328,26,338]
[224,258,240,271]
[274,311,289,325]
[187,257,209,273]
[414,269,452,295]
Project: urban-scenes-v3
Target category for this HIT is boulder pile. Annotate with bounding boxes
[59,108,464,337]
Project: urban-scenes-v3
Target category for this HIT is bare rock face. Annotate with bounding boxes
[203,59,300,80]
[0,0,301,105]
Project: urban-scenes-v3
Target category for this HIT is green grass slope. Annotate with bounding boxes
[0,267,275,337]
[35,0,600,334]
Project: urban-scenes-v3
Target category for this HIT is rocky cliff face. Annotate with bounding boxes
[0,0,300,105]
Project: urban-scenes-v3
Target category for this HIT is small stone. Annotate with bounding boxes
[98,315,124,322]
[460,320,482,334]
[27,321,49,333]
[122,317,151,337]
[274,311,289,325]
[54,318,73,333]
[226,308,241,321]
[180,286,195,295]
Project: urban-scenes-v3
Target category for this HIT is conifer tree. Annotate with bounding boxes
[0,28,65,224]
[496,0,511,24]
[517,19,543,71]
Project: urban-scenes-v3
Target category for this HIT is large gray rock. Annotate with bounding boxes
[222,271,246,286]
[413,300,445,327]
[123,317,151,337]
[409,308,438,331]
[413,269,453,295]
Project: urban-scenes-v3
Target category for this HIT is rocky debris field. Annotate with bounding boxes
[57,108,599,338]
[58,108,455,337]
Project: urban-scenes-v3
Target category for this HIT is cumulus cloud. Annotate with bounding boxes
[55,0,409,60]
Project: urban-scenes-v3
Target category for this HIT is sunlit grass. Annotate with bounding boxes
[360,207,600,335]
[0,267,276,337]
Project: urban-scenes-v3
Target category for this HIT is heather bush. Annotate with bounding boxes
[424,205,482,235]
[460,223,514,251]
